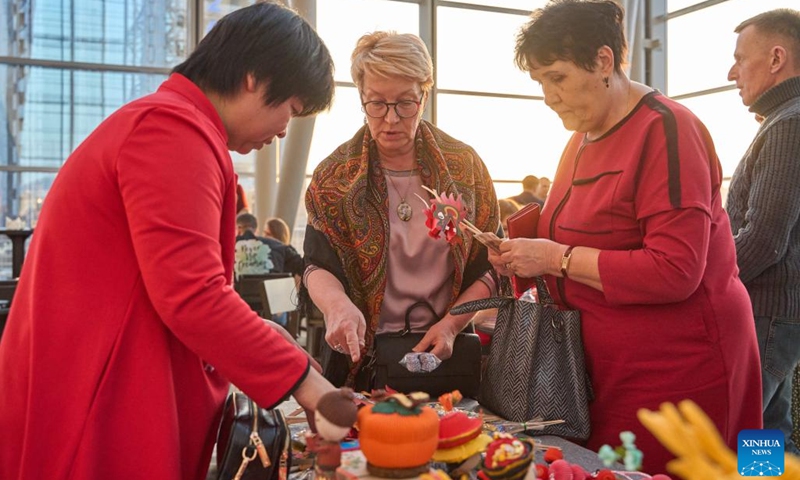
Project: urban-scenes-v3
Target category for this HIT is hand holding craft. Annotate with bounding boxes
[498,238,562,279]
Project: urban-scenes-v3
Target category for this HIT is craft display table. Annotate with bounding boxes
[335,435,613,480]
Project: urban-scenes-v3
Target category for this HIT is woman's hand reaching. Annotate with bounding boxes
[323,298,366,363]
[412,316,460,360]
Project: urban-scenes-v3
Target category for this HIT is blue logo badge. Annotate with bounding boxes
[738,429,784,476]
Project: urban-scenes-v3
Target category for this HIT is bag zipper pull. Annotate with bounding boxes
[250,431,271,468]
[279,448,289,480]
[234,445,257,480]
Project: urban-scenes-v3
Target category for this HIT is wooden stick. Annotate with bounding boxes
[420,185,437,197]
[459,220,482,235]
[460,218,481,233]
[533,442,563,451]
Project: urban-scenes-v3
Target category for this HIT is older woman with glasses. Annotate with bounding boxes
[303,31,502,390]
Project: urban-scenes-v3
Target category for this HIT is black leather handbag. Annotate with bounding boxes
[373,301,482,398]
[216,391,291,480]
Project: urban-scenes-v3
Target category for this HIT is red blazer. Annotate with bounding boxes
[0,74,309,480]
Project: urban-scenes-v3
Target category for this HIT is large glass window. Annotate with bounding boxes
[667,0,795,98]
[436,6,534,96]
[0,0,186,232]
[316,0,419,84]
[436,93,570,188]
[451,0,541,9]
[677,90,760,175]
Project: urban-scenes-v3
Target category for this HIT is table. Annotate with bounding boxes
[0,229,33,278]
[285,398,620,480]
[334,435,615,480]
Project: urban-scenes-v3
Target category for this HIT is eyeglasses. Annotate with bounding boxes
[361,99,421,118]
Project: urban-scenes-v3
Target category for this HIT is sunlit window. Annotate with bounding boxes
[436,94,570,183]
[677,90,760,175]
[667,0,796,97]
[317,0,419,84]
[436,7,533,96]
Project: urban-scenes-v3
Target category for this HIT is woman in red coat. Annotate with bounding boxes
[489,0,762,475]
[0,3,335,479]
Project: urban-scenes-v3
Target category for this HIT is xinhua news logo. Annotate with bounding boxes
[738,429,784,476]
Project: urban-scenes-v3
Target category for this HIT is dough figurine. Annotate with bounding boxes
[306,388,358,478]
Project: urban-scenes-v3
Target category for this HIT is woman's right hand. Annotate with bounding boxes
[293,367,336,432]
[323,299,366,363]
[487,239,514,277]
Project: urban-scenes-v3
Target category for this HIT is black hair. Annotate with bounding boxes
[515,0,627,74]
[173,1,334,116]
[236,213,258,231]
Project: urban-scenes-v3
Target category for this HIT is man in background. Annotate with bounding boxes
[726,8,800,454]
[235,212,303,278]
[534,176,551,206]
[509,175,540,206]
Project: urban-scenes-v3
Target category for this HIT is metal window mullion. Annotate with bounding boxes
[646,0,666,93]
[420,0,435,124]
[0,56,174,75]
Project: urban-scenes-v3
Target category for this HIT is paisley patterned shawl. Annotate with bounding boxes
[305,120,499,376]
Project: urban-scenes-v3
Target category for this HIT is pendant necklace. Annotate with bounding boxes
[384,167,417,221]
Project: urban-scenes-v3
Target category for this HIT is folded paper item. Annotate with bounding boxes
[4,217,26,230]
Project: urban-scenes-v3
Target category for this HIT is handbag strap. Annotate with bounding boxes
[449,277,557,316]
[535,276,555,305]
[449,297,515,315]
[383,301,441,337]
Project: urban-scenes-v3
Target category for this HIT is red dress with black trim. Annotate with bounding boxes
[538,92,762,474]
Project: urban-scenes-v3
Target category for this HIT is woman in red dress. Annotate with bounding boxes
[488,0,763,474]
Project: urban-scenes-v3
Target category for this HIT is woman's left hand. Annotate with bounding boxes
[498,238,562,278]
[411,317,460,360]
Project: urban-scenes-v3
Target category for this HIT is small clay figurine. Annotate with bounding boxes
[306,388,358,478]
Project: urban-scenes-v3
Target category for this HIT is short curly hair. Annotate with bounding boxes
[350,31,434,95]
[514,0,627,74]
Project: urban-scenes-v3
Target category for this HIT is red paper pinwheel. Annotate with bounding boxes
[419,186,467,244]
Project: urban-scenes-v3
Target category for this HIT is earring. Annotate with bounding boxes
[603,77,610,88]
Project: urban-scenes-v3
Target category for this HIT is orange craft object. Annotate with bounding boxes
[357,402,440,469]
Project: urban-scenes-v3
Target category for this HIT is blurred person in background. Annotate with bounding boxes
[498,198,522,234]
[508,174,540,206]
[265,216,292,245]
[534,176,551,205]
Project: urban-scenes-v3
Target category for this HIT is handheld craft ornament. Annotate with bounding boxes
[418,186,467,244]
[417,186,502,253]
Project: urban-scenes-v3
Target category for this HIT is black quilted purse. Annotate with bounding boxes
[449,278,592,441]
[373,301,482,398]
[216,391,291,480]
